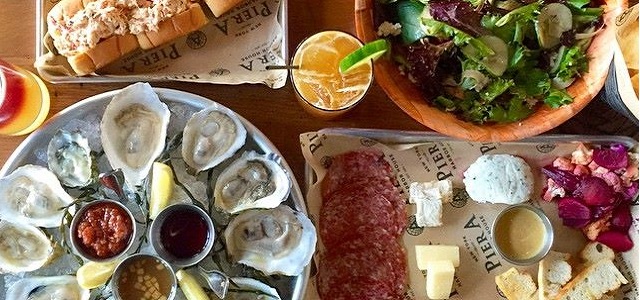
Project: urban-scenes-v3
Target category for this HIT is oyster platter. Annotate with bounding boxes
[0,83,314,299]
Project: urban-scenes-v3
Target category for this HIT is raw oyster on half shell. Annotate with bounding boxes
[182,105,247,173]
[0,164,75,228]
[100,82,170,187]
[214,151,291,214]
[224,205,316,276]
[47,129,93,188]
[227,277,281,300]
[0,221,54,273]
[6,275,89,300]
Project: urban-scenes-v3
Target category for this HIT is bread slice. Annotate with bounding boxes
[495,267,538,300]
[136,3,209,50]
[580,242,615,266]
[538,251,572,300]
[554,259,628,300]
[68,34,139,75]
[204,0,245,17]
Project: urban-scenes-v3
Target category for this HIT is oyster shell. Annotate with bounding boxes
[0,164,75,228]
[182,105,247,172]
[100,82,170,187]
[214,151,291,214]
[47,129,93,187]
[227,277,281,300]
[0,221,54,273]
[224,205,316,276]
[6,275,89,300]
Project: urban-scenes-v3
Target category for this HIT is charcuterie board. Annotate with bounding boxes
[301,128,639,299]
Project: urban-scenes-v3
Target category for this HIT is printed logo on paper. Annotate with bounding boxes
[406,215,425,236]
[186,31,207,49]
[536,143,556,153]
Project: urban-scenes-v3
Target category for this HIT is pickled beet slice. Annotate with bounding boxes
[557,197,591,228]
[592,204,615,220]
[622,181,639,202]
[611,205,632,232]
[542,166,581,191]
[573,176,616,206]
[593,144,628,170]
[596,230,634,252]
[562,218,592,229]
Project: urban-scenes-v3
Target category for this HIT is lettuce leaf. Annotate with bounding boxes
[422,18,494,56]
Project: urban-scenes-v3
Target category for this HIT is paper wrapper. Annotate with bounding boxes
[607,4,639,119]
[300,129,639,299]
[35,0,287,88]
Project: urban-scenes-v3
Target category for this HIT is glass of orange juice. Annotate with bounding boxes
[0,59,50,136]
[290,31,373,120]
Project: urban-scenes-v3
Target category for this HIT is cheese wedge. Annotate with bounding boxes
[416,245,460,269]
[426,260,455,299]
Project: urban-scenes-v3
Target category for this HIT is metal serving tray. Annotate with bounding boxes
[0,87,308,299]
[34,0,289,84]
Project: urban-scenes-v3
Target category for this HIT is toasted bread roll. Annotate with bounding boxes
[136,3,209,49]
[203,0,244,17]
[47,0,210,75]
[68,34,139,75]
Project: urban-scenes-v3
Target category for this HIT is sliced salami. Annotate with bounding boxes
[317,149,408,299]
[320,180,406,244]
[321,148,394,198]
[318,233,407,300]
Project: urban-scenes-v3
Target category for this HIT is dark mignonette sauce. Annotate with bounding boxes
[160,209,210,259]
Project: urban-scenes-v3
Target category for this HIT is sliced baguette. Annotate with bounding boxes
[496,267,538,300]
[580,242,615,266]
[538,251,572,300]
[136,3,209,49]
[554,259,628,300]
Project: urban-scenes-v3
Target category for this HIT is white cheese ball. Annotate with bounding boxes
[463,154,534,204]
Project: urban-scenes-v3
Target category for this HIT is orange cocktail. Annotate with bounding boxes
[0,60,50,136]
[290,31,373,119]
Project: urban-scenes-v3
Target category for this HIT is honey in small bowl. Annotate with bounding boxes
[491,204,554,265]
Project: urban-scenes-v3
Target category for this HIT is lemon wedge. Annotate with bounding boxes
[338,39,390,74]
[177,269,209,300]
[149,162,174,219]
[76,260,119,289]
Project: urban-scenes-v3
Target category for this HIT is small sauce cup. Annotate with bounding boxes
[491,204,554,265]
[149,204,215,268]
[70,199,136,262]
[111,253,177,300]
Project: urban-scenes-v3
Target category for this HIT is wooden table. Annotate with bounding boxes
[0,1,637,189]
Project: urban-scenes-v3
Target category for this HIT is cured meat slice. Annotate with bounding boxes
[321,148,394,198]
[320,180,406,247]
[317,232,407,300]
[317,148,408,299]
[320,188,397,249]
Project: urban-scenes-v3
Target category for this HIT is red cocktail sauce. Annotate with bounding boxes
[75,201,133,259]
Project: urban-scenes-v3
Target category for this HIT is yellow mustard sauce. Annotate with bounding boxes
[494,207,546,260]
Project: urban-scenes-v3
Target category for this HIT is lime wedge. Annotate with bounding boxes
[339,39,389,74]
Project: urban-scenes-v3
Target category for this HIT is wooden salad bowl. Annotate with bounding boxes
[354,0,626,141]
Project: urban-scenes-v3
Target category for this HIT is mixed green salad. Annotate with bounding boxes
[377,0,605,123]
